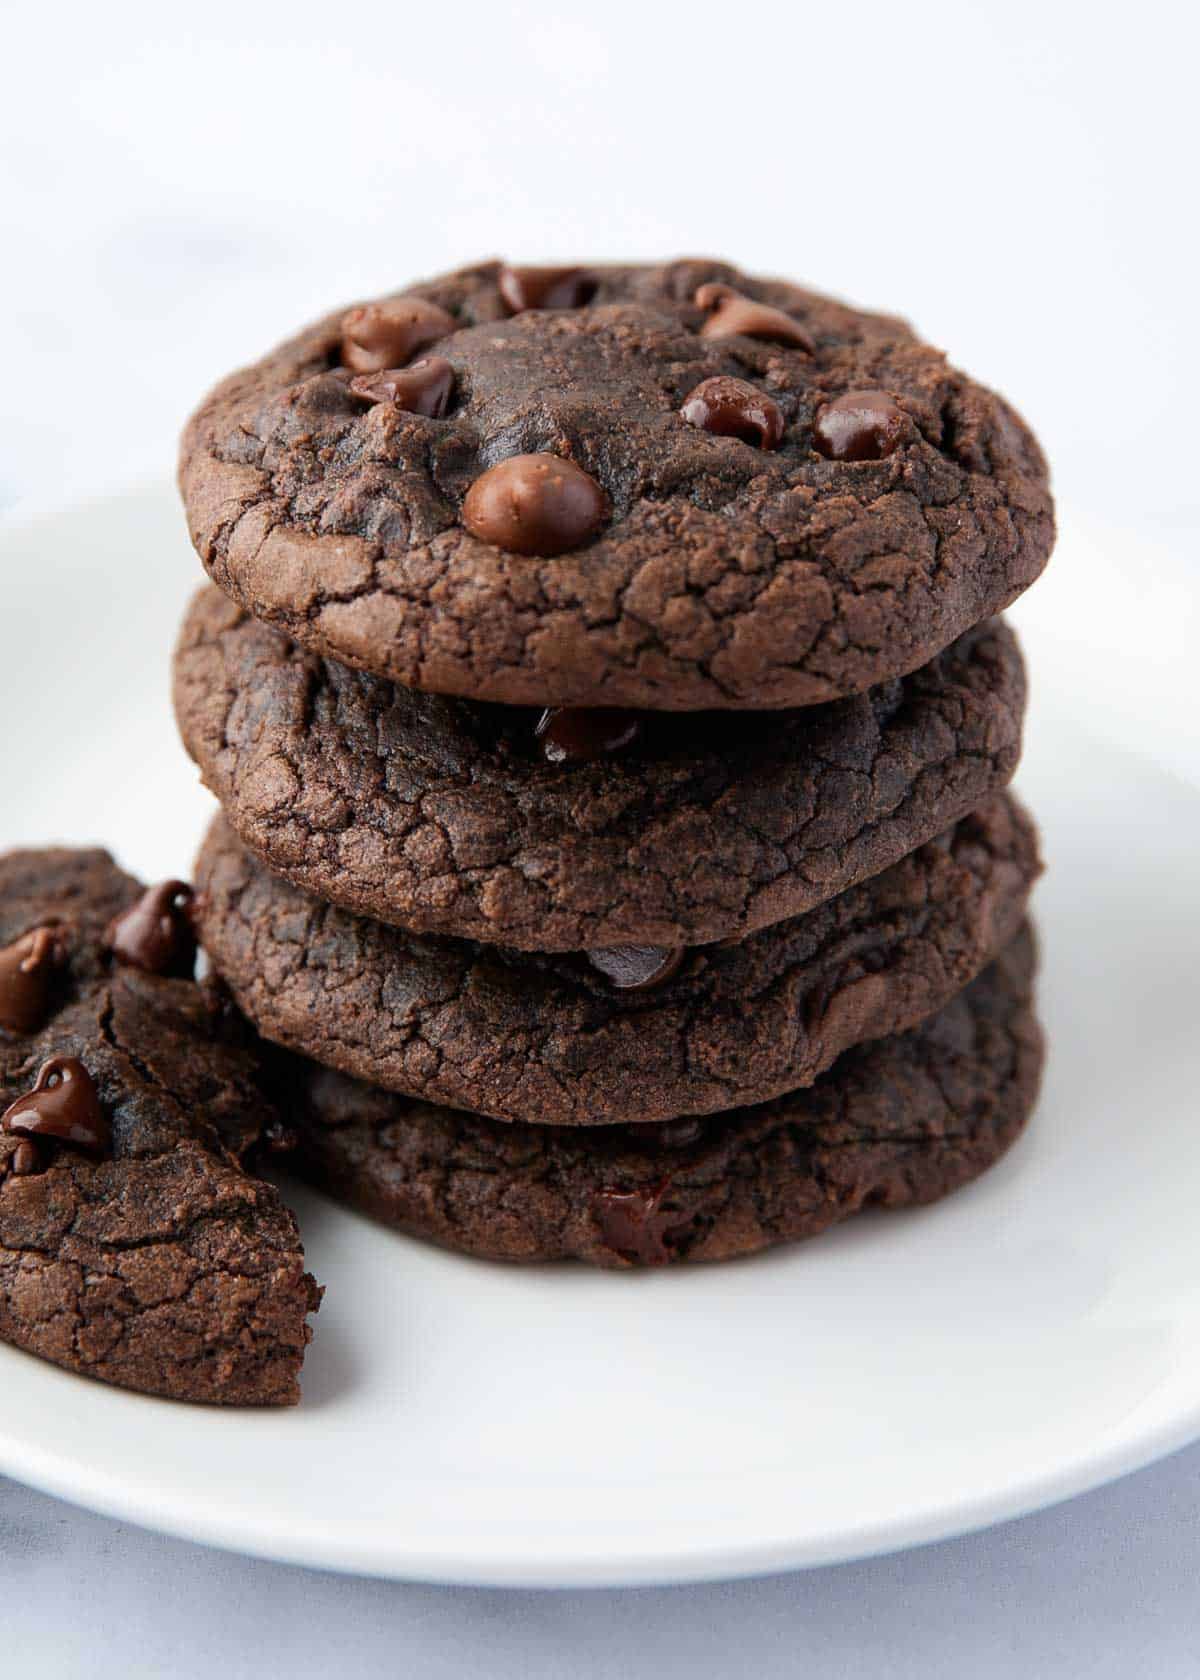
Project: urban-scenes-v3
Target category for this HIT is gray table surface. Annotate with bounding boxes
[5,1446,1199,1677]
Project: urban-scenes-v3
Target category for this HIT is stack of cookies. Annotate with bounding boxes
[0,258,1052,1406]
[173,259,1053,1269]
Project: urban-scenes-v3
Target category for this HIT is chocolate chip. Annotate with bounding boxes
[680,376,784,449]
[340,297,456,375]
[693,284,737,307]
[812,389,909,461]
[586,945,685,991]
[693,283,815,352]
[348,356,455,417]
[624,1118,704,1150]
[2,1057,111,1157]
[0,926,62,1035]
[462,454,608,556]
[498,265,596,313]
[591,1181,693,1265]
[10,1139,42,1176]
[263,1119,299,1155]
[534,706,642,765]
[105,881,197,979]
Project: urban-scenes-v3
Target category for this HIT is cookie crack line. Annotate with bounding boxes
[179,258,1053,711]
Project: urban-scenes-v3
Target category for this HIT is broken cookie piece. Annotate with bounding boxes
[0,847,320,1405]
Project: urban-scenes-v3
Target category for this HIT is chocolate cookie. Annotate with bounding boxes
[192,795,1039,1127]
[178,258,1053,710]
[175,586,1026,951]
[0,848,320,1405]
[279,925,1041,1266]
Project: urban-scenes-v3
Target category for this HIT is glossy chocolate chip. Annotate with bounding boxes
[462,454,608,557]
[624,1118,705,1150]
[10,1139,43,1176]
[2,1056,111,1156]
[694,283,815,352]
[680,376,784,449]
[534,706,642,765]
[498,265,596,313]
[812,389,909,461]
[105,881,197,979]
[586,944,685,991]
[0,926,61,1035]
[348,356,455,417]
[340,297,456,375]
[263,1119,299,1155]
[591,1181,693,1265]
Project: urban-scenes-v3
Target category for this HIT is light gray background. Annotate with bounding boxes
[2,2,1198,1672]
[3,0,1197,549]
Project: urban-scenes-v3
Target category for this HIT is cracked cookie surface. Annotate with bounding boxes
[279,925,1041,1265]
[179,258,1054,710]
[176,587,1026,950]
[193,795,1039,1127]
[0,848,320,1405]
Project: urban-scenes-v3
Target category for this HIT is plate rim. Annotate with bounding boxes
[3,1368,1200,1587]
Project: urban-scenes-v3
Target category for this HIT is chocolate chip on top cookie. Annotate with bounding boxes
[0,847,320,1405]
[179,259,1053,710]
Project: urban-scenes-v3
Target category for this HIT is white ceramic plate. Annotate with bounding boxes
[0,487,1197,1587]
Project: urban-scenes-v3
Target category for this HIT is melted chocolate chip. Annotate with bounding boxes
[693,283,815,352]
[106,881,197,978]
[348,356,455,417]
[535,706,642,765]
[0,926,61,1035]
[462,454,608,557]
[591,1181,693,1265]
[263,1119,299,1155]
[293,368,359,416]
[586,945,685,991]
[498,265,596,313]
[10,1139,43,1176]
[340,297,456,375]
[680,376,784,449]
[624,1118,704,1150]
[2,1057,111,1156]
[812,389,909,461]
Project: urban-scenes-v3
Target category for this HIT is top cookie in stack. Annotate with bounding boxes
[180,258,1052,713]
[173,258,1052,1267]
